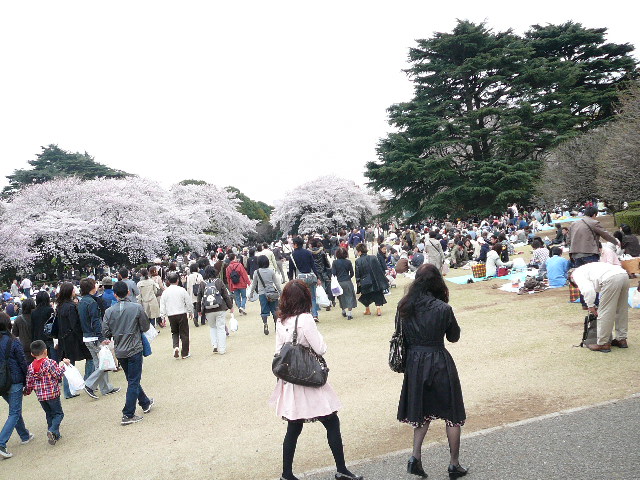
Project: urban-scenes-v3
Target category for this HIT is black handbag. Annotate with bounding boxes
[272,315,329,387]
[389,310,406,373]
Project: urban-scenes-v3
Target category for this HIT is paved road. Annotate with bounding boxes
[302,395,640,480]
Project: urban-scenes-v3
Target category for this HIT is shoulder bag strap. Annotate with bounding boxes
[292,315,299,345]
[256,271,267,289]
[394,310,403,336]
[289,251,300,275]
[581,219,599,244]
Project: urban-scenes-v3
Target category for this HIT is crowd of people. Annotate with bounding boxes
[0,201,637,479]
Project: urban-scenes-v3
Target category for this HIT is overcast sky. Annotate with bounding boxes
[1,1,638,205]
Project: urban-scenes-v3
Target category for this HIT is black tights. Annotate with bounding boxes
[282,413,352,480]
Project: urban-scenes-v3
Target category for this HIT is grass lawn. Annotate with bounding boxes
[4,248,639,479]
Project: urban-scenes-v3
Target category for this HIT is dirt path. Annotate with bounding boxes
[4,267,639,480]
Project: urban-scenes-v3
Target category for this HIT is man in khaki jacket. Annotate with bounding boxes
[567,206,619,307]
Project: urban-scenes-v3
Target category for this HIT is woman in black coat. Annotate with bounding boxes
[396,263,468,479]
[354,243,388,316]
[30,291,55,360]
[55,282,92,399]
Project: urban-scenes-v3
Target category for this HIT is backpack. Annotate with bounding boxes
[201,280,223,310]
[229,264,241,285]
[0,337,13,395]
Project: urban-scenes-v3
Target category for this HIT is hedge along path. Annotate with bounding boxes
[4,256,639,480]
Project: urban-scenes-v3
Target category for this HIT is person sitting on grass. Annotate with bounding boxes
[24,340,68,446]
[542,247,570,288]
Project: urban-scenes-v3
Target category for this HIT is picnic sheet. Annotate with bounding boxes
[445,270,531,285]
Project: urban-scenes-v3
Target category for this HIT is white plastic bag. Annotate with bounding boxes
[631,288,640,309]
[144,325,159,342]
[316,285,331,308]
[442,260,450,276]
[330,276,343,296]
[98,345,117,371]
[248,291,259,302]
[229,314,239,332]
[63,364,85,394]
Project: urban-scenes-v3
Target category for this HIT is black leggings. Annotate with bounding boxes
[282,413,347,479]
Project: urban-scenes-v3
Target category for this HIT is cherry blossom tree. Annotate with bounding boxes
[270,175,379,234]
[0,177,257,273]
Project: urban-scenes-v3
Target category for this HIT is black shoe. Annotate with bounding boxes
[263,323,269,335]
[84,386,98,399]
[335,473,363,480]
[104,387,121,396]
[408,456,428,477]
[194,322,199,327]
[448,464,468,478]
[342,311,347,317]
[121,414,143,426]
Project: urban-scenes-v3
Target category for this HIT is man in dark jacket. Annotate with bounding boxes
[288,236,321,321]
[102,281,153,426]
[78,278,118,399]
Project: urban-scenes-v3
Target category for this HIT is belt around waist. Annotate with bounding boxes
[409,344,445,352]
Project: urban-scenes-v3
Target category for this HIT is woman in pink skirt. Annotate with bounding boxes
[269,280,363,480]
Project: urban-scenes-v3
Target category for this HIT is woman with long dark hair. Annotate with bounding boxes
[56,282,92,399]
[396,263,467,478]
[269,280,362,480]
[31,291,55,360]
[0,312,32,458]
[11,298,35,363]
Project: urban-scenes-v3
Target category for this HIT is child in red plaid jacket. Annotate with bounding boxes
[24,340,69,445]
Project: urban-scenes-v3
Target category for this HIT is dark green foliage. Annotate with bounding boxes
[366,20,637,220]
[615,209,640,234]
[3,144,129,196]
[178,179,208,186]
[225,186,273,222]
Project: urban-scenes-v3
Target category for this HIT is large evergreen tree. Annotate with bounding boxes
[3,144,129,196]
[366,20,637,220]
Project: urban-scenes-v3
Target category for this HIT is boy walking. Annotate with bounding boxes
[23,340,67,445]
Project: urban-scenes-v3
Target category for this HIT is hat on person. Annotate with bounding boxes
[101,276,113,286]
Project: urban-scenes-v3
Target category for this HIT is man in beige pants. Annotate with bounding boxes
[570,262,629,352]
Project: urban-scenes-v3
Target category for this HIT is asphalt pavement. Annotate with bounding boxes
[300,395,640,480]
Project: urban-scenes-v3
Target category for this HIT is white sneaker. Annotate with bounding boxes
[20,433,35,445]
[182,354,191,359]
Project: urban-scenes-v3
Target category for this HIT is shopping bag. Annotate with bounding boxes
[98,345,117,371]
[248,291,259,302]
[316,285,331,308]
[229,314,239,332]
[630,288,640,309]
[63,364,85,394]
[143,325,159,342]
[330,276,343,296]
[471,263,486,278]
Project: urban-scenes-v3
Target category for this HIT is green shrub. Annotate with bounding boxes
[628,201,640,209]
[615,209,640,234]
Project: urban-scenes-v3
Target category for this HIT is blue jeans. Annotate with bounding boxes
[0,383,30,448]
[309,283,318,318]
[119,351,151,418]
[233,288,247,309]
[62,359,94,398]
[40,397,64,438]
[258,294,278,319]
[574,254,600,307]
[24,288,31,298]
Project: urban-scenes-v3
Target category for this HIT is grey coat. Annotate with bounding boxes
[424,239,445,271]
[102,298,151,359]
